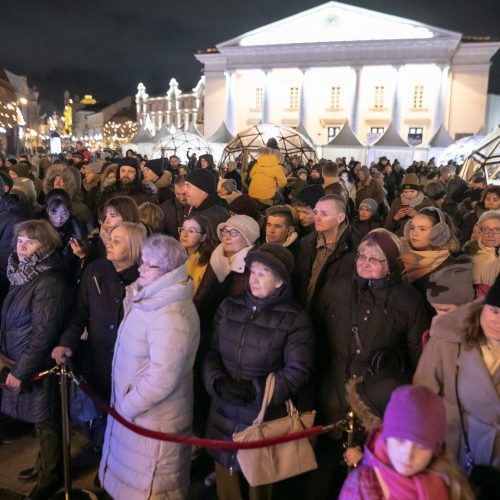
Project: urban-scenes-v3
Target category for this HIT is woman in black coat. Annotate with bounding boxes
[203,244,314,500]
[52,222,146,424]
[0,220,70,499]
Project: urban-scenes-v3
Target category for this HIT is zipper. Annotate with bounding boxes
[236,306,256,379]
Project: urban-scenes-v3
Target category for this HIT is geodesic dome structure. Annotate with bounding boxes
[219,123,317,166]
[438,134,485,166]
[150,131,212,161]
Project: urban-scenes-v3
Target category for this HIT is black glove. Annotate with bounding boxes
[214,376,257,404]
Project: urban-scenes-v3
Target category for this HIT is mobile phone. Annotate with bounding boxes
[401,204,409,209]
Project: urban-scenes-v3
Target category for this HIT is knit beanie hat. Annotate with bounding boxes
[297,168,308,177]
[118,157,139,169]
[217,215,260,246]
[470,188,483,203]
[485,274,500,308]
[359,198,378,216]
[245,243,294,282]
[9,161,31,179]
[426,262,475,305]
[228,194,259,221]
[187,168,216,194]
[382,385,446,454]
[144,159,164,178]
[84,162,102,174]
[401,173,421,191]
[222,179,237,193]
[295,184,325,209]
[424,180,446,201]
[361,229,401,270]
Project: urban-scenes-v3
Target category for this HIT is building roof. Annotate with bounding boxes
[428,124,453,148]
[325,122,364,147]
[372,123,410,148]
[208,122,234,143]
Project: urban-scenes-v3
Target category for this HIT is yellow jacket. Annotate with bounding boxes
[248,153,287,200]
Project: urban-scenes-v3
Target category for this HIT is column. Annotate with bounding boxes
[192,108,198,125]
[261,71,270,123]
[225,71,235,134]
[184,110,190,129]
[299,69,308,125]
[391,65,403,134]
[433,64,450,134]
[166,97,172,126]
[350,66,362,135]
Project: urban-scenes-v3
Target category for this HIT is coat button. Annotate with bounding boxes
[109,324,115,331]
[363,317,368,321]
[356,349,361,354]
[366,310,370,314]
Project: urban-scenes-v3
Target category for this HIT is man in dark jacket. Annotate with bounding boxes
[185,168,229,233]
[159,175,190,239]
[142,158,173,204]
[294,194,361,311]
[97,157,158,208]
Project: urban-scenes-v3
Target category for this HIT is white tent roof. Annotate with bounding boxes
[428,124,453,148]
[185,121,204,137]
[372,123,410,148]
[295,122,315,146]
[130,127,153,144]
[154,123,171,141]
[325,122,364,147]
[208,122,234,143]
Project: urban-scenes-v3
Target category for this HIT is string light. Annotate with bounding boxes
[0,100,18,129]
[102,119,138,146]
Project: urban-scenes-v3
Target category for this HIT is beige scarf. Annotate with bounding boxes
[210,243,251,283]
[401,239,450,283]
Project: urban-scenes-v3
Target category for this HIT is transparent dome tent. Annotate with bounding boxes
[219,123,317,166]
[149,131,212,161]
[438,134,486,166]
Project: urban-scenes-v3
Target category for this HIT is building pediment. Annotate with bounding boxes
[217,1,460,48]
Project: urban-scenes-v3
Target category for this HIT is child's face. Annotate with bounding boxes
[386,438,433,476]
[299,173,307,181]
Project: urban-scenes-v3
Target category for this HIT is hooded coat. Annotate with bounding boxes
[248,148,287,201]
[99,263,200,500]
[202,286,314,470]
[413,300,500,470]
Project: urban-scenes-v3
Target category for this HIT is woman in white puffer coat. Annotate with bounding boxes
[99,234,200,500]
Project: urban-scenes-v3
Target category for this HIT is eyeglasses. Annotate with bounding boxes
[178,227,203,236]
[137,259,160,270]
[479,227,500,235]
[356,252,386,265]
[220,228,241,238]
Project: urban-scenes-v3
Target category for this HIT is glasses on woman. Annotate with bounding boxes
[355,252,386,265]
[219,228,241,238]
[479,227,500,235]
[137,258,160,270]
[178,227,203,235]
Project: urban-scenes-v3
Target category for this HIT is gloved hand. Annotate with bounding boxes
[214,376,257,404]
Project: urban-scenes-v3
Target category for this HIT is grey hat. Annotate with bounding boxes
[359,198,378,216]
[424,180,446,201]
[426,262,475,305]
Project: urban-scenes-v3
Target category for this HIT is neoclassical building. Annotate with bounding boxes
[195,1,499,146]
[135,77,205,135]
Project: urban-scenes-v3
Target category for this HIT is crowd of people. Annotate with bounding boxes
[0,139,499,500]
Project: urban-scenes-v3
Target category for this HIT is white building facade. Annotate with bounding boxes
[195,1,499,146]
[135,77,205,135]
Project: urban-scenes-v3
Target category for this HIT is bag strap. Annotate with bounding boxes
[253,373,276,425]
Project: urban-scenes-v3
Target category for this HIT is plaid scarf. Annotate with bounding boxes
[7,251,55,286]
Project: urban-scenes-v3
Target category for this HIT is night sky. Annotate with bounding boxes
[1,0,499,111]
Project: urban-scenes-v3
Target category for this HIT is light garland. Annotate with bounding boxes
[103,120,138,145]
[0,101,19,129]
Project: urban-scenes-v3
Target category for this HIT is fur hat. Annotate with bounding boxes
[144,159,164,178]
[228,194,259,221]
[401,173,421,191]
[382,385,446,454]
[84,162,102,174]
[186,168,216,194]
[359,198,378,216]
[217,215,260,246]
[424,180,445,201]
[295,184,325,209]
[426,262,475,305]
[245,243,294,282]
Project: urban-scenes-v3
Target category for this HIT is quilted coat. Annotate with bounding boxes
[99,263,200,499]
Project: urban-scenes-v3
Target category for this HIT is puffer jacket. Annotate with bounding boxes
[58,258,138,402]
[99,263,200,500]
[316,272,429,423]
[248,149,287,201]
[203,286,314,470]
[0,253,69,423]
[414,299,500,470]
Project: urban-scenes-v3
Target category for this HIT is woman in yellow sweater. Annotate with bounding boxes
[248,146,287,206]
[179,214,217,294]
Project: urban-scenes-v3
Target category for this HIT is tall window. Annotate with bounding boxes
[254,87,263,111]
[327,126,341,139]
[330,86,341,110]
[412,85,424,110]
[408,127,423,145]
[373,85,385,109]
[289,87,299,110]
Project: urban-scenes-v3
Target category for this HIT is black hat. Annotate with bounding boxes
[144,159,164,178]
[470,188,483,203]
[295,184,325,209]
[118,157,139,169]
[72,151,84,160]
[245,243,294,282]
[186,168,216,194]
[7,157,17,165]
[485,275,500,309]
[228,194,259,221]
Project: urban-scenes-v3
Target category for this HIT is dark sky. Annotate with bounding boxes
[1,0,499,111]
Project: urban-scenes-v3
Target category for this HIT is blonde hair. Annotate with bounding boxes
[429,451,475,500]
[110,222,147,262]
[138,202,164,233]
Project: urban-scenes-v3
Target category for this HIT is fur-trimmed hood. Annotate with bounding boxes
[345,379,382,433]
[100,163,117,191]
[43,163,80,198]
[154,170,172,189]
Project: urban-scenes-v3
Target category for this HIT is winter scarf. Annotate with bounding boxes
[400,191,425,208]
[209,243,252,283]
[7,251,56,286]
[364,431,449,500]
[401,240,450,283]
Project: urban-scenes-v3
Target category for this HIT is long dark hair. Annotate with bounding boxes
[185,213,217,266]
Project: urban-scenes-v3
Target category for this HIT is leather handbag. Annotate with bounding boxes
[233,373,317,487]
